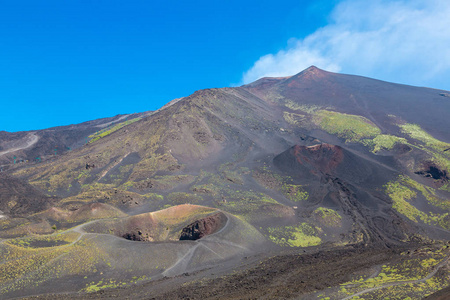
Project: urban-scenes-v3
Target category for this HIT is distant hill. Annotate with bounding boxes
[0,112,148,168]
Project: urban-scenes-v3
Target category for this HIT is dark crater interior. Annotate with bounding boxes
[415,164,448,181]
[180,212,228,241]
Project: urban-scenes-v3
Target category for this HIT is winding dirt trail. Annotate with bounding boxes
[342,256,450,300]
[0,133,39,157]
[162,213,240,277]
[0,219,99,267]
[0,220,102,294]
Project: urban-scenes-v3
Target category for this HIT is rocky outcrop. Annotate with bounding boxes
[415,162,448,181]
[179,212,227,241]
[274,143,344,178]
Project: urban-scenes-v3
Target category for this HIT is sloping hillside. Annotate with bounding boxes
[1,67,449,298]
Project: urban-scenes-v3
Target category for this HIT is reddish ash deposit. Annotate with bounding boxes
[292,143,344,175]
[111,205,225,242]
[120,213,160,241]
[286,66,329,88]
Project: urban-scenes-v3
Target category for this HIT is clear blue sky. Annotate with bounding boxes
[0,0,335,132]
[1,0,449,132]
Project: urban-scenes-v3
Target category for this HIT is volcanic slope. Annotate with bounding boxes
[0,112,147,167]
[1,66,450,298]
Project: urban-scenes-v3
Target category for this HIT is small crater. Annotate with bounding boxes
[123,231,151,242]
[180,212,227,241]
[415,163,448,181]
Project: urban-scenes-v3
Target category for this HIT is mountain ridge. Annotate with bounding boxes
[1,66,449,299]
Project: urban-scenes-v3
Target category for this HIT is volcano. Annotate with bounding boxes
[1,66,449,299]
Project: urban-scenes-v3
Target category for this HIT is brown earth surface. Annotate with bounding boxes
[0,173,59,217]
[424,286,450,300]
[23,245,412,300]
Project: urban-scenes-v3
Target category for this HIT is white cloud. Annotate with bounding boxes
[242,0,450,90]
[242,46,341,83]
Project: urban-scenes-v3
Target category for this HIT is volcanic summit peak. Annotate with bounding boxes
[303,65,322,72]
[291,65,331,80]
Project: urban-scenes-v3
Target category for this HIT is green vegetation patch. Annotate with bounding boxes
[337,245,449,299]
[363,134,408,153]
[0,219,53,239]
[314,110,381,142]
[282,104,406,153]
[400,123,450,152]
[281,184,309,202]
[385,178,421,222]
[384,176,449,228]
[430,152,450,175]
[84,275,148,293]
[284,108,407,153]
[253,168,308,202]
[0,233,106,294]
[267,223,321,247]
[0,246,67,286]
[89,117,142,143]
[143,193,164,202]
[252,168,285,190]
[356,276,449,300]
[60,190,112,205]
[221,190,280,215]
[439,183,450,192]
[313,207,342,227]
[399,122,450,173]
[6,231,80,249]
[284,100,323,114]
[400,176,450,211]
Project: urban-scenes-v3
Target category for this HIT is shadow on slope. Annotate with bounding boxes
[0,204,264,299]
[0,173,59,218]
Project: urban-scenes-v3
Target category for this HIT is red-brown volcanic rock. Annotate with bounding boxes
[179,212,227,241]
[291,143,344,175]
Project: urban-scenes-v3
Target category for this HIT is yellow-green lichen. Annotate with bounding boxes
[314,110,381,142]
[313,207,342,227]
[364,134,408,152]
[384,176,449,228]
[267,223,321,247]
[89,117,142,143]
[399,123,450,173]
[281,184,309,202]
[400,123,450,152]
